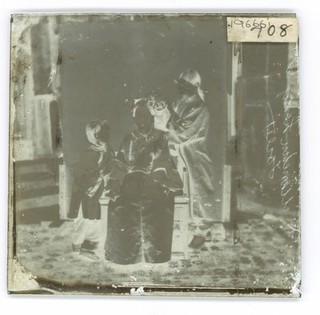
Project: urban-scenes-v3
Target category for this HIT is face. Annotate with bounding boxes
[152,101,167,117]
[97,123,110,143]
[178,78,198,96]
[133,105,154,130]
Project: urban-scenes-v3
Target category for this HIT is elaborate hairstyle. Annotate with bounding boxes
[85,120,109,151]
[132,98,148,117]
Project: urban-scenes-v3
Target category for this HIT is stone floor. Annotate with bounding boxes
[14,191,300,294]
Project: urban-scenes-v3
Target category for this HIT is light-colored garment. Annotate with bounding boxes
[72,218,102,249]
[71,204,105,255]
[169,94,215,220]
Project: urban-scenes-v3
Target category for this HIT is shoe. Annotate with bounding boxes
[205,231,212,242]
[81,240,99,251]
[72,244,81,252]
[188,236,205,249]
[79,250,100,261]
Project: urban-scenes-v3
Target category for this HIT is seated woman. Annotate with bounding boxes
[104,99,183,265]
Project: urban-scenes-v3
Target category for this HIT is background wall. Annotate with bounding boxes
[60,16,227,168]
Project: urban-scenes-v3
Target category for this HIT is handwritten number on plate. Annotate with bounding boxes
[267,23,276,36]
[280,24,292,37]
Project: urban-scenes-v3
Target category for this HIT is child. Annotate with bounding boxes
[68,120,114,260]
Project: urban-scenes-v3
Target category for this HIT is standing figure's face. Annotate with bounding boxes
[178,78,198,96]
[133,105,154,130]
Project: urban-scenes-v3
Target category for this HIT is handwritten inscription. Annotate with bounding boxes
[265,103,281,179]
[265,121,281,179]
[227,17,298,42]
[264,101,299,211]
[280,109,299,211]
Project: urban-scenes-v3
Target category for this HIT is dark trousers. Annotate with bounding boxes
[69,182,104,220]
[105,197,174,265]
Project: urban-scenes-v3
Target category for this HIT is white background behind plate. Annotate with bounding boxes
[1,0,319,314]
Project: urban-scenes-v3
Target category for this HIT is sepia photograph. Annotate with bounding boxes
[8,13,300,296]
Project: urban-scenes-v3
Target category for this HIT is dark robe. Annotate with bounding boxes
[105,128,182,264]
[68,145,115,220]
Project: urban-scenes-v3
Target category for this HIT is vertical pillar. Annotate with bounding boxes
[33,96,54,157]
[59,163,72,219]
[224,43,242,222]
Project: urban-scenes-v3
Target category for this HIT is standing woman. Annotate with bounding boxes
[168,69,216,248]
[105,99,182,265]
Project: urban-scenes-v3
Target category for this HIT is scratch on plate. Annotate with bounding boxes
[186,21,195,28]
[130,286,144,295]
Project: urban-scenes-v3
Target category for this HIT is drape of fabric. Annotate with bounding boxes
[68,145,115,220]
[105,128,182,264]
[168,94,215,219]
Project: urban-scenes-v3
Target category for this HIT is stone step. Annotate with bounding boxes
[16,205,59,224]
[16,177,56,191]
[15,172,56,183]
[14,162,50,175]
[15,193,59,212]
[13,157,59,176]
[13,158,60,221]
[15,185,59,200]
